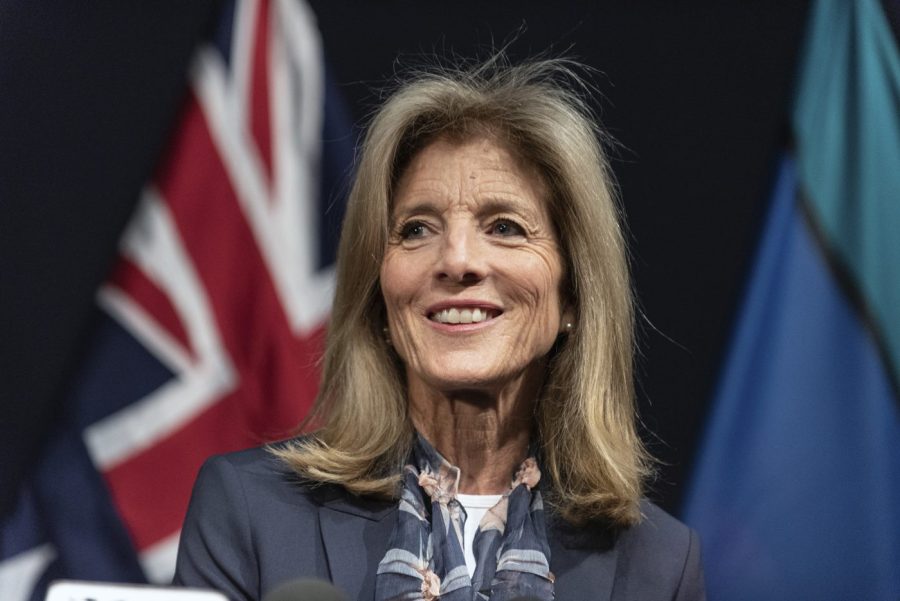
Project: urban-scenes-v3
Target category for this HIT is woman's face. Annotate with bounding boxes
[380,135,570,394]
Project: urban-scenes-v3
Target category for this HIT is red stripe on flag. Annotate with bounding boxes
[158,92,321,418]
[250,0,273,186]
[102,343,320,550]
[103,89,324,551]
[104,323,326,548]
[108,256,195,362]
[103,390,254,550]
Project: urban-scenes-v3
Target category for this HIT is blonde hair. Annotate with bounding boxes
[272,56,652,526]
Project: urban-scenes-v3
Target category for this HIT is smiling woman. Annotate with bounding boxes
[383,135,570,496]
[383,135,568,395]
[174,56,706,601]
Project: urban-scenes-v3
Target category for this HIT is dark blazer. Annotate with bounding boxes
[173,446,705,601]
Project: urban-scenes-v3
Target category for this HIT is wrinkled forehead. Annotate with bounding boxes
[390,130,552,211]
[391,135,556,232]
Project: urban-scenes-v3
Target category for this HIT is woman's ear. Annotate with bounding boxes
[559,306,575,334]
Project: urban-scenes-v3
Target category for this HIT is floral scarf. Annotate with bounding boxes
[375,434,554,600]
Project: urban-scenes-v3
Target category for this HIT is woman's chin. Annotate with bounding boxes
[411,362,536,396]
[424,371,502,391]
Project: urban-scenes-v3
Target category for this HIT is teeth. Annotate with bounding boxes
[431,307,494,324]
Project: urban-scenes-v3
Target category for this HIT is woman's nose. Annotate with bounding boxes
[436,223,485,284]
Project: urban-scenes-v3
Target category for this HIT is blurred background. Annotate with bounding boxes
[1,1,898,599]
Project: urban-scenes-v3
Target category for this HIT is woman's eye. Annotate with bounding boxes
[399,221,429,239]
[489,219,524,237]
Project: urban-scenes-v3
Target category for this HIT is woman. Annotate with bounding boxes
[174,57,705,601]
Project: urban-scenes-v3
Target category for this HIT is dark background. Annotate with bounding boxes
[0,1,809,518]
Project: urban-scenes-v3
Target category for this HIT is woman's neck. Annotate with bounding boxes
[407,375,539,495]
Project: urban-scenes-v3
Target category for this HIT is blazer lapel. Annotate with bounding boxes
[318,490,396,601]
[549,519,619,601]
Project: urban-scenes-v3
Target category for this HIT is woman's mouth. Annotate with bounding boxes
[429,307,499,324]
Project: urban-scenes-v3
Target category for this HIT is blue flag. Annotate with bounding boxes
[682,0,900,598]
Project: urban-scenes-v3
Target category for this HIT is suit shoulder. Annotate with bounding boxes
[195,442,323,507]
[612,500,705,599]
[619,500,694,564]
[632,500,693,549]
[176,443,328,597]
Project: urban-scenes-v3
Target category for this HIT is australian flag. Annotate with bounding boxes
[0,1,353,599]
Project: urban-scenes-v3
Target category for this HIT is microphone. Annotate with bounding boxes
[262,578,348,601]
[260,580,538,601]
[45,580,227,600]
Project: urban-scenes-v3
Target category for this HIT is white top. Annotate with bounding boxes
[456,493,503,576]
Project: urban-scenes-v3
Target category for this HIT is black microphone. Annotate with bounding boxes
[262,578,348,601]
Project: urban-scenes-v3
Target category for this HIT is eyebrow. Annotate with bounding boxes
[390,201,443,222]
[391,196,544,223]
[475,197,541,218]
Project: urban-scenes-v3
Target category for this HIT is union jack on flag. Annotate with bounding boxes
[0,1,352,599]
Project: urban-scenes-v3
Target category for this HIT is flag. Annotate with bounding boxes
[682,0,900,598]
[0,1,353,599]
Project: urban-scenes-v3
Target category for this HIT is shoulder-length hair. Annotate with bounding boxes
[272,56,652,527]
